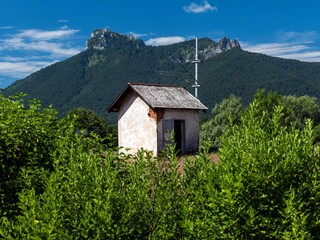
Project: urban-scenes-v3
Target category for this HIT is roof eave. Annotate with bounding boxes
[153,107,208,112]
[106,84,131,113]
[107,82,208,113]
[107,83,154,112]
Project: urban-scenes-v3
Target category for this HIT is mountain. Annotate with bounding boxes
[86,29,146,50]
[4,29,320,123]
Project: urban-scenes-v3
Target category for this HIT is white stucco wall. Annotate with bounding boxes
[157,109,200,154]
[118,92,158,155]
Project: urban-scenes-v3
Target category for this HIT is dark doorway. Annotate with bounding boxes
[163,119,185,154]
[174,120,185,154]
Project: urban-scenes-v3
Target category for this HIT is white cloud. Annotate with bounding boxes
[0,27,82,83]
[183,0,217,13]
[145,36,186,46]
[242,41,320,62]
[128,32,148,38]
[58,19,69,23]
[241,30,320,62]
[0,38,81,57]
[0,60,57,79]
[0,28,82,57]
[242,42,308,55]
[0,26,14,29]
[277,51,320,62]
[16,28,79,40]
[0,56,33,62]
[275,31,318,42]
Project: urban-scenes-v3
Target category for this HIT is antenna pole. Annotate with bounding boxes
[192,38,200,98]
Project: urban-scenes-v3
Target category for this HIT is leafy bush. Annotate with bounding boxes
[0,94,59,218]
[201,89,320,149]
[182,96,320,238]
[200,94,243,148]
[2,94,320,239]
[0,136,185,239]
[216,100,320,238]
[67,107,117,147]
[282,94,320,128]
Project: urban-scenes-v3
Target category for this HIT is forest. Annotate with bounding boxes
[5,44,320,124]
[1,90,320,239]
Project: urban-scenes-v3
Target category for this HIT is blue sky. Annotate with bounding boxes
[1,0,320,88]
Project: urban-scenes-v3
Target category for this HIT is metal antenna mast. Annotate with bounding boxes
[192,38,200,98]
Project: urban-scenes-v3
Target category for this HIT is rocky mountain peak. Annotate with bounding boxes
[218,37,241,50]
[85,29,146,50]
[184,37,241,61]
[85,29,241,62]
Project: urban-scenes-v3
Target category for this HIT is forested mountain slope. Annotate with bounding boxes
[4,30,320,122]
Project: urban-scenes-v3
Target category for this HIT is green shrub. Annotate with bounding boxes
[2,94,320,239]
[0,95,59,218]
[67,107,117,147]
[1,132,184,239]
[217,100,320,238]
[200,94,243,148]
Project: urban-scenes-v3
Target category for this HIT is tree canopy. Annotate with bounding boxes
[200,89,320,148]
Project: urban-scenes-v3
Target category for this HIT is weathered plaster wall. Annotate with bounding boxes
[118,92,158,155]
[117,92,200,155]
[157,109,200,153]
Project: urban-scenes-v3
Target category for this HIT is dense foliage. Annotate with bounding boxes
[0,95,59,218]
[200,89,320,147]
[200,94,243,148]
[67,107,117,147]
[217,102,320,238]
[1,93,320,239]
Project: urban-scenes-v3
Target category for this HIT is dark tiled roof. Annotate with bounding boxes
[107,82,208,112]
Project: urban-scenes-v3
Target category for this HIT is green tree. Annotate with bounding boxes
[282,95,320,128]
[1,130,117,239]
[200,94,243,148]
[251,89,320,130]
[67,107,117,147]
[202,89,320,149]
[3,93,320,239]
[247,89,282,125]
[68,107,109,137]
[183,97,320,238]
[0,95,59,218]
[0,129,183,239]
[216,100,320,238]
